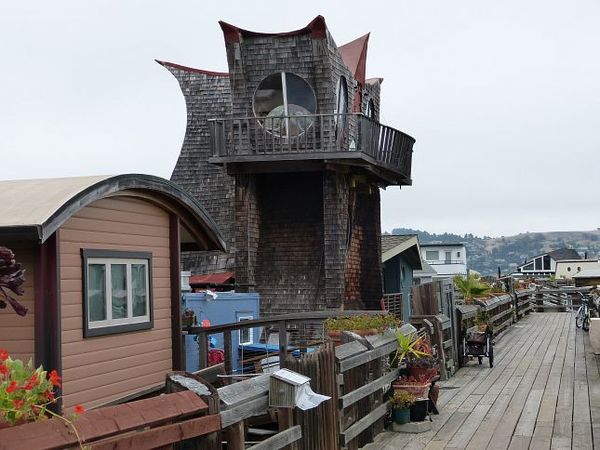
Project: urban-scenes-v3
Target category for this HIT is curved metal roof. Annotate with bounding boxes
[0,174,226,251]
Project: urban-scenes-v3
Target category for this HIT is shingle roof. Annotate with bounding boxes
[381,234,414,254]
[548,248,581,261]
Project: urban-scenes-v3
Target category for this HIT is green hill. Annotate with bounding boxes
[388,228,600,276]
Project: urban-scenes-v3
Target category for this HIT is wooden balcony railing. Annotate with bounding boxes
[209,113,415,183]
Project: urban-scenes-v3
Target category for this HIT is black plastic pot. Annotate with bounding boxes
[410,399,428,422]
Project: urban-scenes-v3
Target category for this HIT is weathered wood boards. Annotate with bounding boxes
[362,313,600,450]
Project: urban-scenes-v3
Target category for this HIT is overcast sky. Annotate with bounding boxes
[1,1,599,237]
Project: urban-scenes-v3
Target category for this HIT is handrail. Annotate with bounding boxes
[209,113,415,181]
[184,310,386,335]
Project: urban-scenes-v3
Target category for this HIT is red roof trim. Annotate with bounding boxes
[339,33,370,86]
[219,15,327,44]
[189,271,235,285]
[155,60,229,77]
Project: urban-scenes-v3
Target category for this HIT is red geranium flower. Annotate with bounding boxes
[12,398,24,409]
[48,370,62,388]
[0,349,8,361]
[74,404,85,415]
[46,390,55,401]
[6,381,18,393]
[0,363,7,377]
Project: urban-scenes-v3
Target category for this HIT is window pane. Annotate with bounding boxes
[254,73,284,117]
[425,251,439,261]
[111,264,128,319]
[239,317,252,344]
[88,264,106,322]
[543,255,551,270]
[132,264,147,317]
[285,72,316,114]
[534,257,542,270]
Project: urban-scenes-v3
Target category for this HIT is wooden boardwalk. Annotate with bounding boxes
[364,312,600,449]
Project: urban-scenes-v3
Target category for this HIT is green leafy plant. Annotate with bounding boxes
[324,314,399,333]
[0,349,86,448]
[453,274,491,304]
[391,333,428,367]
[475,308,491,331]
[390,389,416,409]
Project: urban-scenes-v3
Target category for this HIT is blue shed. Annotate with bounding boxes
[182,291,260,373]
[381,235,423,320]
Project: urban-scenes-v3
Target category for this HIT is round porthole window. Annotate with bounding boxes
[253,72,317,138]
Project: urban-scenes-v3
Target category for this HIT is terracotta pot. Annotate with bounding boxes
[327,331,342,347]
[392,382,430,399]
[407,367,438,380]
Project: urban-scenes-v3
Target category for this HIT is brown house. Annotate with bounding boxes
[161,16,416,315]
[0,174,224,411]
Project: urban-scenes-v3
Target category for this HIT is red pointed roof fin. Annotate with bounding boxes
[339,33,370,85]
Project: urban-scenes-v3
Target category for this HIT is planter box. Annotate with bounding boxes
[590,318,600,354]
[392,382,430,399]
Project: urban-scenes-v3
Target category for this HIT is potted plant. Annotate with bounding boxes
[325,314,399,346]
[392,374,432,399]
[410,398,429,422]
[390,332,428,368]
[390,389,415,424]
[406,337,439,379]
[453,274,491,304]
[475,307,491,332]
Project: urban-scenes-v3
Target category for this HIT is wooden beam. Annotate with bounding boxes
[169,214,183,371]
[247,426,302,450]
[339,368,399,409]
[90,414,221,450]
[218,374,269,408]
[340,402,389,447]
[338,341,397,373]
[33,231,61,411]
[220,396,269,428]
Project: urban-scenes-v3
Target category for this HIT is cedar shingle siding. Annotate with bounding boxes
[166,20,386,313]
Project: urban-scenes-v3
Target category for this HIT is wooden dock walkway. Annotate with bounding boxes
[363,312,600,449]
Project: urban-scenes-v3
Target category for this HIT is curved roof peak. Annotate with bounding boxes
[155,60,229,77]
[0,174,225,251]
[219,15,327,43]
[339,33,370,86]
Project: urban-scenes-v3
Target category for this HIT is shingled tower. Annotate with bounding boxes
[161,16,415,315]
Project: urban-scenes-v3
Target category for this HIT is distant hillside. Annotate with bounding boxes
[388,228,600,276]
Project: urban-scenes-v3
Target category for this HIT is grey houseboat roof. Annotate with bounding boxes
[0,173,225,250]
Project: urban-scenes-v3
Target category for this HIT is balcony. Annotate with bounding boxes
[209,113,415,186]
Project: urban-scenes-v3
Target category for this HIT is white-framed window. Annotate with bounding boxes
[82,250,153,337]
[238,316,253,345]
[425,250,439,261]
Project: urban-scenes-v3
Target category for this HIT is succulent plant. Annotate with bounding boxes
[0,247,27,316]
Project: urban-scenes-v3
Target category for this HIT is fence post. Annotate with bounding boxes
[536,289,544,312]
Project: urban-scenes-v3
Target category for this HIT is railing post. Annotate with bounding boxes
[223,330,233,384]
[198,330,208,370]
[278,320,288,369]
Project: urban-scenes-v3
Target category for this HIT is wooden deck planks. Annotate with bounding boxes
[363,312,600,450]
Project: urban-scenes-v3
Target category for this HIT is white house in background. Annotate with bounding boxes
[555,259,599,280]
[420,243,467,279]
[514,248,581,278]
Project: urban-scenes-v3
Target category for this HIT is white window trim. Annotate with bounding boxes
[238,316,254,345]
[81,249,154,338]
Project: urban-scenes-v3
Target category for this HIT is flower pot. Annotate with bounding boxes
[392,407,411,424]
[327,331,342,347]
[410,399,428,422]
[392,382,430,399]
[407,367,438,380]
